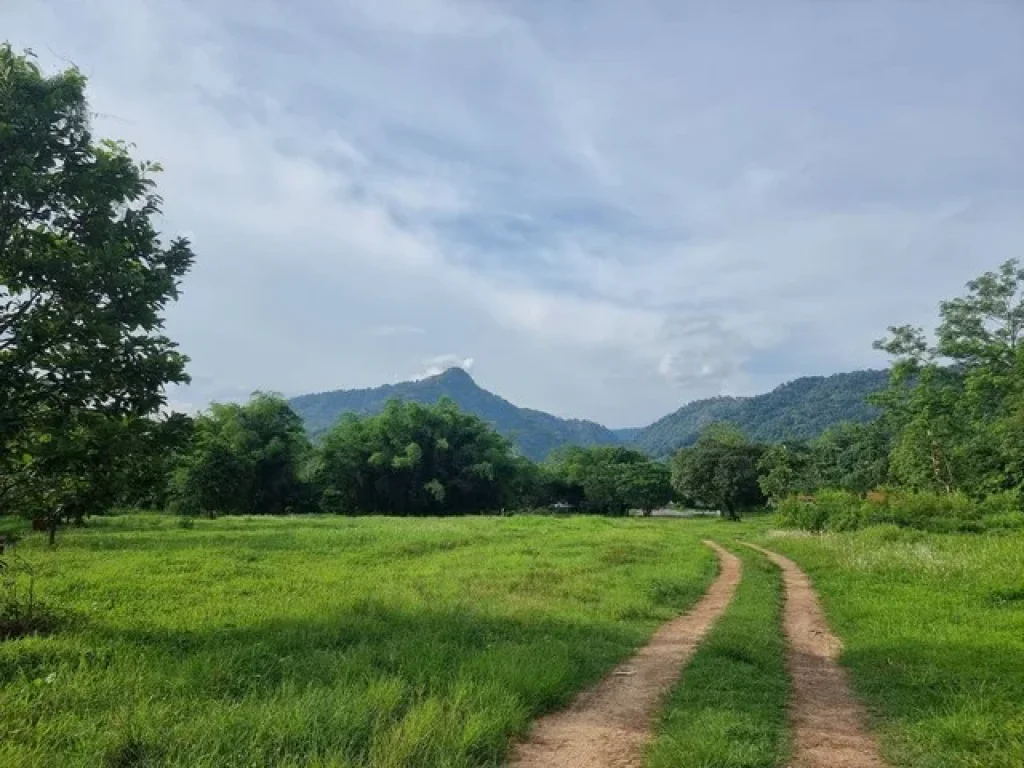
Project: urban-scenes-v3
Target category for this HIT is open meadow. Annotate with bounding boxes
[1,514,1023,768]
[0,514,720,768]
[764,527,1024,768]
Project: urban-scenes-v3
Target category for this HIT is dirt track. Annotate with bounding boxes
[507,541,741,768]
[747,544,887,768]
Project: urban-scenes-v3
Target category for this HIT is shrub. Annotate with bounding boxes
[978,490,1023,517]
[879,491,981,533]
[776,489,1019,534]
[856,523,927,545]
[776,490,862,532]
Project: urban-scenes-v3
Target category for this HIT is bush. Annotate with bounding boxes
[977,491,1024,532]
[878,491,980,533]
[978,490,1024,517]
[776,490,862,532]
[777,489,1023,534]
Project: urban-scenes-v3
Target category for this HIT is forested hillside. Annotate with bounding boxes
[289,367,621,460]
[632,370,888,457]
[291,368,890,460]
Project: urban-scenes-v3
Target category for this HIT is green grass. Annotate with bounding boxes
[763,526,1024,768]
[646,544,789,768]
[0,514,720,768]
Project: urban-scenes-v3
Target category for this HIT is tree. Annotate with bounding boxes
[545,445,653,515]
[169,394,311,517]
[873,259,1024,496]
[809,421,891,495]
[1,47,195,541]
[615,460,673,515]
[314,398,520,516]
[671,424,765,520]
[757,441,815,504]
[109,413,194,509]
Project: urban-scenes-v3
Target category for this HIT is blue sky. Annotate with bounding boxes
[4,0,1022,426]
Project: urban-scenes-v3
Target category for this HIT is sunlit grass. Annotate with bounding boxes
[764,525,1024,768]
[0,514,718,767]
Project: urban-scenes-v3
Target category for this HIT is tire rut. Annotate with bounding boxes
[746,543,887,768]
[507,541,741,768]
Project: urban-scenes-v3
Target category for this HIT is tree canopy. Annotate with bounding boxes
[313,398,521,515]
[0,46,195,539]
[170,394,310,517]
[546,445,672,515]
[670,424,766,519]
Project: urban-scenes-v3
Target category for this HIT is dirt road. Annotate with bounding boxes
[747,544,887,768]
[507,541,741,768]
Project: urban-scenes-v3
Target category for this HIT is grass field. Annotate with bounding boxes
[646,544,789,768]
[3,513,1022,768]
[764,526,1024,768]
[0,514,719,768]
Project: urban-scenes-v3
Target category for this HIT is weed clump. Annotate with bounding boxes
[0,539,61,640]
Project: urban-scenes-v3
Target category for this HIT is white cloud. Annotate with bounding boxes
[412,354,475,380]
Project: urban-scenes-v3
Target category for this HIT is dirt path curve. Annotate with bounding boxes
[746,544,887,768]
[507,541,741,768]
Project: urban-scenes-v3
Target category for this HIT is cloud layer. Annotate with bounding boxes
[4,0,1022,426]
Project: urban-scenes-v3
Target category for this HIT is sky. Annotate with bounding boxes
[4,1,1023,427]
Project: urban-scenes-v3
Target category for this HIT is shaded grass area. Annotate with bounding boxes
[0,514,717,767]
[646,544,788,768]
[765,526,1024,768]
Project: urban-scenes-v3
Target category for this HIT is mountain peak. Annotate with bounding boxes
[434,366,476,384]
[288,365,620,459]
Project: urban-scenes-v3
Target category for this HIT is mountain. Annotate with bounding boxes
[289,367,622,460]
[290,367,890,461]
[630,369,889,457]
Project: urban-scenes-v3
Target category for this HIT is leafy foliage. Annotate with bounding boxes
[169,394,311,517]
[545,445,671,515]
[313,397,522,515]
[778,259,1024,532]
[0,47,195,540]
[872,259,1024,498]
[670,425,766,519]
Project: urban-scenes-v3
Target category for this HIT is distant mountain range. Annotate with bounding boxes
[289,367,889,460]
[629,369,889,457]
[290,367,621,460]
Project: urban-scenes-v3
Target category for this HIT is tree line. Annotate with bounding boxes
[163,394,677,518]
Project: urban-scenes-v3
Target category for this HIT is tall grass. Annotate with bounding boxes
[0,514,717,767]
[646,545,789,768]
[765,527,1024,768]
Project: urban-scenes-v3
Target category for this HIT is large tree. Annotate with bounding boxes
[314,398,521,516]
[615,460,673,515]
[545,445,656,515]
[671,424,765,520]
[874,259,1024,496]
[169,394,311,517]
[0,46,194,539]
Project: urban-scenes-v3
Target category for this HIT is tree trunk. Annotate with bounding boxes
[47,515,57,547]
